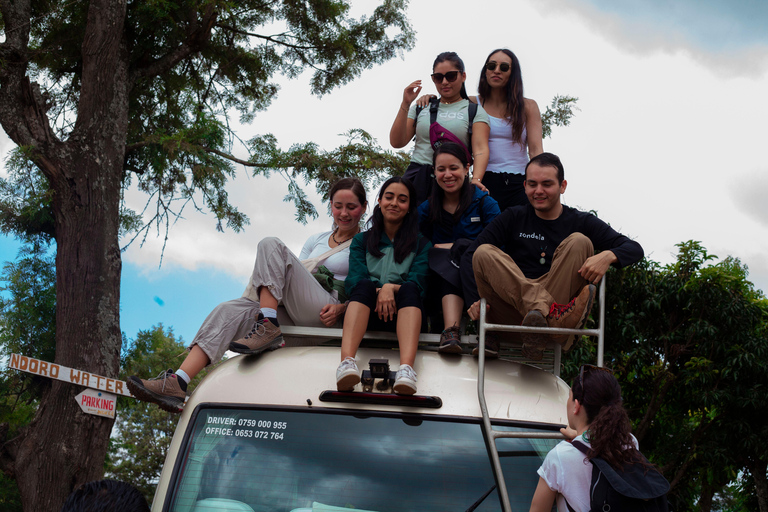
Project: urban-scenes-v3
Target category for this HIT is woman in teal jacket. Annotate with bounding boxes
[336,177,431,395]
[417,143,500,353]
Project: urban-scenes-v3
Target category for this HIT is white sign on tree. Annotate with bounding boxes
[75,389,117,419]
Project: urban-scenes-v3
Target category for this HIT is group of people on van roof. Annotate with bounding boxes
[127,48,642,407]
[126,48,646,510]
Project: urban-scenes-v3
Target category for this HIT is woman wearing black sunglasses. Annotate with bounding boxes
[529,365,641,511]
[477,48,543,212]
[390,51,491,206]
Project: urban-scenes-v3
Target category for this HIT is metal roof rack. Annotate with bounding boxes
[476,278,606,511]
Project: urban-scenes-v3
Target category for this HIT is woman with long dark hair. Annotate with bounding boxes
[390,51,491,205]
[336,177,431,395]
[128,178,367,412]
[476,48,543,210]
[417,142,499,353]
[529,366,642,511]
[416,49,543,211]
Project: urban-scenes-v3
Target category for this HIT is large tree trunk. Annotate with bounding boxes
[752,459,768,512]
[0,1,130,510]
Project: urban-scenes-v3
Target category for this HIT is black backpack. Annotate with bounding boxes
[566,441,670,512]
[414,96,478,151]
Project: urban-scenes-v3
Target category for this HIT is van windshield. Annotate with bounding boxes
[166,407,559,512]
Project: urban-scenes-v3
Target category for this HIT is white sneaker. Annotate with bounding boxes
[393,364,417,395]
[336,357,360,391]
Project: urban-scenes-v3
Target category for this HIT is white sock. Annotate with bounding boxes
[175,369,191,384]
[260,307,277,319]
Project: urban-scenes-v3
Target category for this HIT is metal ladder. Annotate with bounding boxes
[476,278,607,511]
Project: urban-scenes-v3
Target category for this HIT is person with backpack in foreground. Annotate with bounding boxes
[389,51,490,205]
[529,365,669,512]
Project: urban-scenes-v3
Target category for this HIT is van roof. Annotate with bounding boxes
[184,346,569,426]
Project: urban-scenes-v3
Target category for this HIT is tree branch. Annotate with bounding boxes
[215,24,319,51]
[131,4,218,81]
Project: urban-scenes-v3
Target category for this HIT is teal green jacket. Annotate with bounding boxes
[345,231,431,299]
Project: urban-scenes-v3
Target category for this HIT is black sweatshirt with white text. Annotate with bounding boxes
[460,204,644,304]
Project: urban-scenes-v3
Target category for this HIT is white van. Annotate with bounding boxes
[151,343,570,512]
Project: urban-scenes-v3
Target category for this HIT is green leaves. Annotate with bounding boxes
[248,129,410,223]
[541,95,579,139]
[109,325,196,503]
[570,241,768,509]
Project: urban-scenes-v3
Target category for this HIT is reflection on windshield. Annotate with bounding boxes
[168,408,557,512]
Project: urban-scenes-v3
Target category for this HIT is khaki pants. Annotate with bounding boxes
[191,237,340,364]
[473,233,592,327]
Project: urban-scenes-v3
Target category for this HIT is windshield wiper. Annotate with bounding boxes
[465,484,497,512]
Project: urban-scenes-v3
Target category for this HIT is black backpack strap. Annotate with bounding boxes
[414,96,441,131]
[414,105,423,130]
[429,96,440,125]
[571,440,590,456]
[466,100,478,153]
[561,441,592,512]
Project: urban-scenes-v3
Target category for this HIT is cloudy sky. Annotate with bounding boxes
[2,0,767,346]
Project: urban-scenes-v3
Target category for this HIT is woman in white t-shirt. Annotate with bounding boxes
[530,365,640,512]
[127,178,368,412]
[389,51,491,206]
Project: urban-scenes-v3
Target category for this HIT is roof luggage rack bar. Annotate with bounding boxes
[476,278,606,512]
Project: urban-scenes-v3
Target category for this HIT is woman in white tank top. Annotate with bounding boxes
[472,49,543,211]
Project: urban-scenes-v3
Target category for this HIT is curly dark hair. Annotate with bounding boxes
[572,367,643,470]
[60,479,149,512]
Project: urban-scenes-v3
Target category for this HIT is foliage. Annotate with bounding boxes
[1,2,415,507]
[0,472,22,512]
[0,0,415,246]
[0,150,55,245]
[566,241,768,511]
[0,240,56,511]
[107,325,210,504]
[540,95,580,139]
[249,129,411,223]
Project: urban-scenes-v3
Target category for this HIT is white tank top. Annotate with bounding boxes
[479,96,529,175]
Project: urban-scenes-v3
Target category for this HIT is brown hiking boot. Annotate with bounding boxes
[472,331,499,359]
[438,325,462,354]
[229,313,284,355]
[126,369,186,413]
[546,284,596,351]
[521,310,548,361]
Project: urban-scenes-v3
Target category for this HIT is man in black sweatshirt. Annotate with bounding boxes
[461,152,643,360]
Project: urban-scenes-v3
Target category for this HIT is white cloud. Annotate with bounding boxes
[729,168,768,228]
[2,0,767,301]
[531,0,768,78]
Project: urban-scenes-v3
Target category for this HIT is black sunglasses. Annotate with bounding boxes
[431,71,460,83]
[486,62,511,73]
[577,364,613,403]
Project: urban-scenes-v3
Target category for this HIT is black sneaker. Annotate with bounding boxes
[438,326,462,354]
